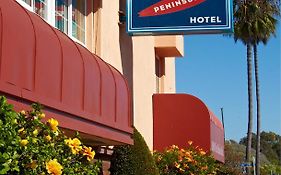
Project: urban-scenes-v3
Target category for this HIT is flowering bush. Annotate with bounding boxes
[153,141,217,175]
[0,96,101,175]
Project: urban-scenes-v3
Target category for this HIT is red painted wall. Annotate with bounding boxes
[153,94,224,162]
[0,1,132,145]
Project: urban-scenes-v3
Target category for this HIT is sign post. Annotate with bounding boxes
[253,157,256,175]
[127,0,233,35]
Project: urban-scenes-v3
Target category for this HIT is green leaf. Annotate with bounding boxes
[2,153,9,159]
[12,166,20,172]
[0,162,11,174]
[0,166,9,174]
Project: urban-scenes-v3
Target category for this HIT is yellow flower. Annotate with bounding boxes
[46,159,63,175]
[45,135,52,141]
[187,157,193,162]
[20,110,26,115]
[40,113,46,118]
[179,168,185,172]
[47,118,59,131]
[33,129,39,136]
[199,150,206,155]
[20,139,29,146]
[65,138,82,154]
[174,162,180,169]
[18,128,25,133]
[171,145,178,149]
[185,151,192,157]
[188,140,193,145]
[83,146,95,161]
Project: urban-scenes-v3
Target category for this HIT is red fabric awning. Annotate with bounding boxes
[0,1,132,145]
[153,94,225,162]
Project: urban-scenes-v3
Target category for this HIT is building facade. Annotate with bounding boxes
[3,0,183,149]
[1,1,224,173]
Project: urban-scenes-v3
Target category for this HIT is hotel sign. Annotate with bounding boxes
[127,0,233,35]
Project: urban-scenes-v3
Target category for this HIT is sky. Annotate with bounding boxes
[175,25,281,142]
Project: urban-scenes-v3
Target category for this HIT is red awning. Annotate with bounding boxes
[153,94,224,162]
[0,1,132,145]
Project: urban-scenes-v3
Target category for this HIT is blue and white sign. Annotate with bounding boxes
[240,163,253,167]
[127,0,233,35]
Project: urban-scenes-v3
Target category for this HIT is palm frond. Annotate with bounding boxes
[233,0,280,46]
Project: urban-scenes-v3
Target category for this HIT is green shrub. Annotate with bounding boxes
[110,128,159,175]
[260,164,281,175]
[0,96,101,175]
[153,142,217,175]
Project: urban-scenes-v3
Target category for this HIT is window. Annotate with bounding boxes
[23,0,32,6]
[34,0,48,19]
[16,0,33,11]
[17,0,48,20]
[72,0,86,44]
[55,0,69,33]
[17,0,87,45]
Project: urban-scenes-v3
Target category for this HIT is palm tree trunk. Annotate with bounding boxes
[254,44,261,175]
[246,43,253,175]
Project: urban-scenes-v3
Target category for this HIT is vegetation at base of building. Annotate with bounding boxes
[153,142,217,175]
[110,130,250,175]
[110,127,160,175]
[0,96,101,175]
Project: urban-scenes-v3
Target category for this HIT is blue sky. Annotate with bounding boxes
[176,25,281,142]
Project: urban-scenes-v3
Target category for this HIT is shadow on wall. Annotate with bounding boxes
[119,0,134,124]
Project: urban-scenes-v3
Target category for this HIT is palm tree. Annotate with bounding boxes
[234,1,280,175]
[233,1,256,174]
[250,1,279,174]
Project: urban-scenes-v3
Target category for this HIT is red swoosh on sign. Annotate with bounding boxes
[138,0,206,17]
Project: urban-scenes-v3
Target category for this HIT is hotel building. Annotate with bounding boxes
[0,0,224,173]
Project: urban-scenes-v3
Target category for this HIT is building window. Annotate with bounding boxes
[55,0,69,33]
[22,0,32,6]
[16,0,33,12]
[17,0,87,45]
[72,0,86,44]
[35,0,48,19]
